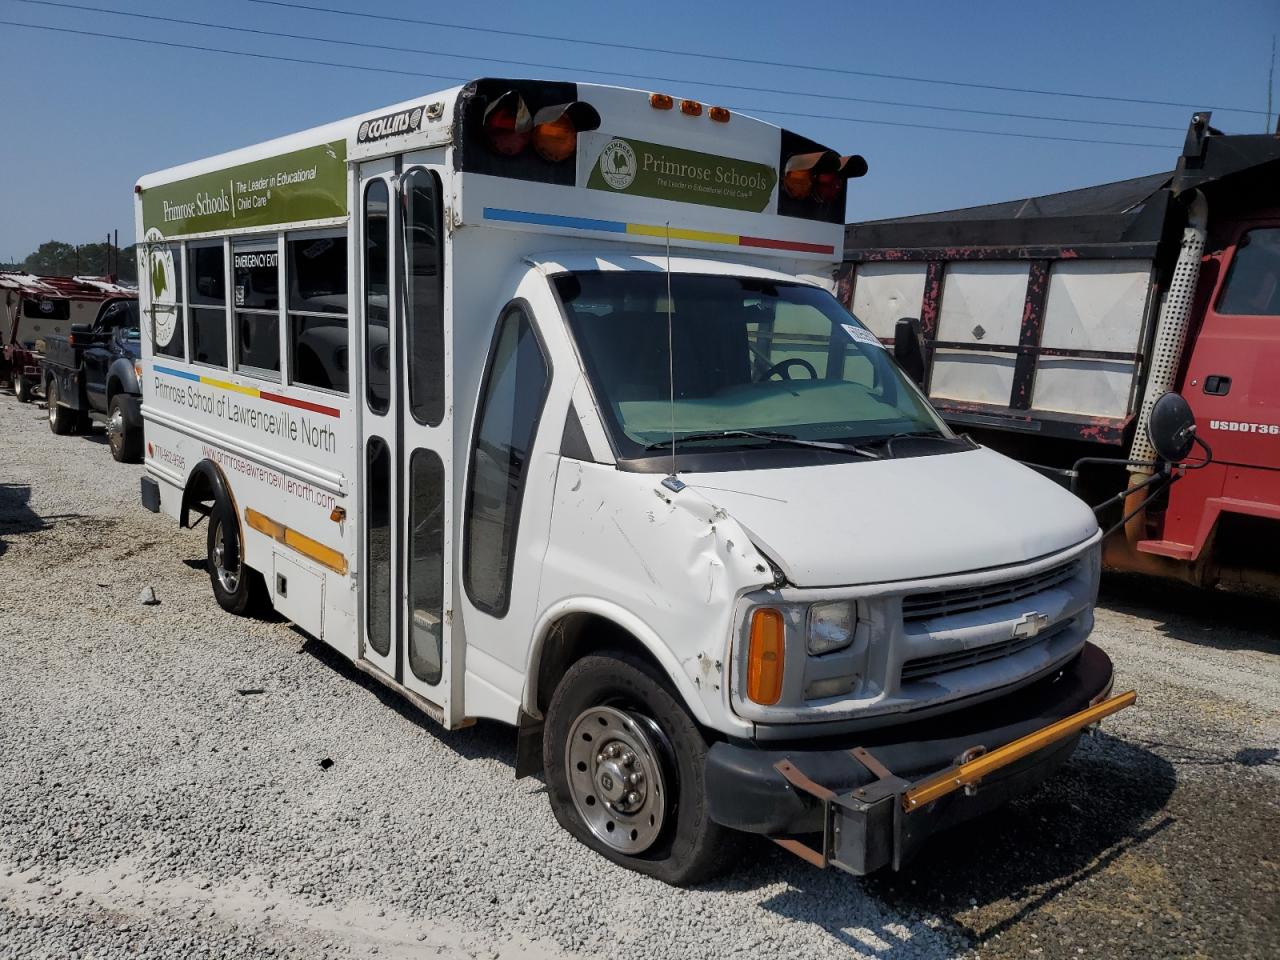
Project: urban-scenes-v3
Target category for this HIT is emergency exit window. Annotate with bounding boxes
[233,244,281,377]
[1218,228,1280,317]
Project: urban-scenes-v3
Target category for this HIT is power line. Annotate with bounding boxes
[8,0,1187,133]
[249,0,1270,117]
[0,18,1172,149]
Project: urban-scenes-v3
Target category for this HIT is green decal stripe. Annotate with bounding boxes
[141,140,347,237]
[586,137,777,213]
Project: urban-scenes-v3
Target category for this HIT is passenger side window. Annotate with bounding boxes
[463,303,550,617]
[287,233,348,392]
[188,243,227,368]
[152,244,185,359]
[233,244,280,377]
[1218,228,1280,317]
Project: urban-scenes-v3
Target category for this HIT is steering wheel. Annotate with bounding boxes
[762,357,818,381]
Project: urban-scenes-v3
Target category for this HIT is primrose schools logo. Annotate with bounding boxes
[598,139,638,190]
[143,227,178,348]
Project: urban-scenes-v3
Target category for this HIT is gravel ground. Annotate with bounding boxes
[1,392,1277,960]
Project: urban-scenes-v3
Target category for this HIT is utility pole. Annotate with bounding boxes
[1269,35,1277,133]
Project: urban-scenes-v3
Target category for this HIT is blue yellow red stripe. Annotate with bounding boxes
[152,365,341,418]
[482,207,834,255]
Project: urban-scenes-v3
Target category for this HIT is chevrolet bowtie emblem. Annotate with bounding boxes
[1012,612,1050,640]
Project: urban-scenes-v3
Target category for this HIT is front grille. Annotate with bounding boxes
[901,618,1074,684]
[901,559,1079,623]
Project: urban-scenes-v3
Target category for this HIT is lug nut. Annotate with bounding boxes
[622,752,636,766]
[626,792,640,805]
[629,772,643,786]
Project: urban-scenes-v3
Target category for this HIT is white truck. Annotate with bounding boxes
[135,77,1132,885]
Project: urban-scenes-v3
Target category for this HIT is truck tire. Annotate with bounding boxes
[543,653,730,886]
[46,378,75,435]
[12,374,31,404]
[206,500,266,615]
[107,394,143,463]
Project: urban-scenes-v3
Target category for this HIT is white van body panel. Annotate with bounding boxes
[535,459,772,733]
[679,446,1099,588]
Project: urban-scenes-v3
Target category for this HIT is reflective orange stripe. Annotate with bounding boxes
[244,507,348,576]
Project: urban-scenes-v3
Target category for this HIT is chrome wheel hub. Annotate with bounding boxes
[566,705,668,855]
[211,519,240,593]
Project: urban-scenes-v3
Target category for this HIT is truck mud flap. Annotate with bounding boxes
[770,690,1136,875]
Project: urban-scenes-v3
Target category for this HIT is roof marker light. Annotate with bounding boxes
[708,106,731,123]
[679,99,703,117]
[650,93,674,110]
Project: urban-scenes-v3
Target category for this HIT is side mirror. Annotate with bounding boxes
[1147,392,1197,462]
[893,317,926,386]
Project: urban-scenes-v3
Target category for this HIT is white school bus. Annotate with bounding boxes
[136,78,1133,884]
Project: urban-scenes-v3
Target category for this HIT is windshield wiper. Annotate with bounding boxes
[645,429,882,459]
[859,431,974,456]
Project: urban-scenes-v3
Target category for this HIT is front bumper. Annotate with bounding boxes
[705,642,1127,874]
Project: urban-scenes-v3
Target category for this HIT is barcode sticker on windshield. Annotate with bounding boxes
[842,323,885,349]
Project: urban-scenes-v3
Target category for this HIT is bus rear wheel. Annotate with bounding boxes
[206,502,265,615]
[543,653,729,886]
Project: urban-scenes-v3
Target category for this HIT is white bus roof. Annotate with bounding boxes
[137,79,862,260]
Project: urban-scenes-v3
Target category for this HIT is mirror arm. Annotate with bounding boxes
[1087,464,1170,516]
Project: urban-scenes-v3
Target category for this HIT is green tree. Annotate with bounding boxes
[20,240,136,283]
[23,241,77,275]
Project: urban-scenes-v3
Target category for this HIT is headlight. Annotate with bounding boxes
[807,601,854,656]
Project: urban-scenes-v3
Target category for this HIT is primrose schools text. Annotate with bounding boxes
[152,377,336,453]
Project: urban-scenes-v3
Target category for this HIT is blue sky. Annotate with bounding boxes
[2,0,1276,260]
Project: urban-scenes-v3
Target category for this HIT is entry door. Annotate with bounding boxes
[357,156,454,720]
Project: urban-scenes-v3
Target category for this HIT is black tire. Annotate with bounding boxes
[206,501,266,615]
[46,378,74,435]
[107,394,143,463]
[543,653,729,886]
[13,374,32,403]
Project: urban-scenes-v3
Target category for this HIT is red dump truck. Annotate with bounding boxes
[840,114,1279,592]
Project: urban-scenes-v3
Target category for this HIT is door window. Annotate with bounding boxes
[463,303,550,617]
[408,449,446,684]
[1218,228,1280,317]
[364,180,391,414]
[365,437,392,658]
[403,168,445,426]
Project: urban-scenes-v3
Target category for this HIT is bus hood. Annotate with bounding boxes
[680,446,1098,587]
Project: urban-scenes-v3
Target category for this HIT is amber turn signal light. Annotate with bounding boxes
[533,114,578,162]
[747,608,785,705]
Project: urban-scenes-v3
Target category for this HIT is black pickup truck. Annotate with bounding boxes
[41,299,145,462]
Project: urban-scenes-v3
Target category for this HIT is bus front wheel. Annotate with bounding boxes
[543,653,729,886]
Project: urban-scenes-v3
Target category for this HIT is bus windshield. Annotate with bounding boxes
[554,271,947,460]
